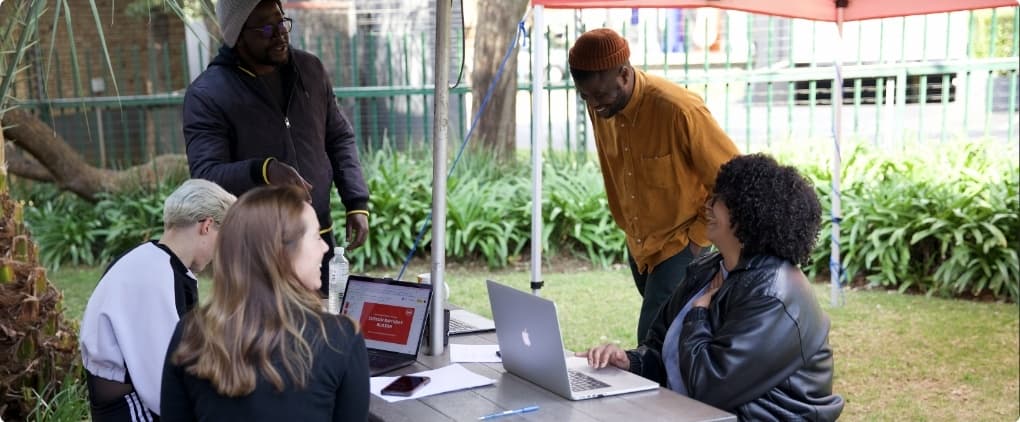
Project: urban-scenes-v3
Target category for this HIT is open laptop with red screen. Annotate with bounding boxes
[340,275,433,376]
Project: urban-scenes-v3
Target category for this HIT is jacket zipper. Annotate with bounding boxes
[241,64,294,132]
[283,65,299,172]
[284,69,297,130]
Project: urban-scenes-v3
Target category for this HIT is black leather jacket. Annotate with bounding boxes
[627,252,844,421]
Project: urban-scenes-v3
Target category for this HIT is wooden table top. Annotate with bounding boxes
[368,331,736,422]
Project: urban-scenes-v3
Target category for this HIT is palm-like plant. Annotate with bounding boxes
[1,0,216,416]
[1,1,73,416]
[1,1,100,418]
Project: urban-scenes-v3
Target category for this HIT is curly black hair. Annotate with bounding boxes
[713,153,822,266]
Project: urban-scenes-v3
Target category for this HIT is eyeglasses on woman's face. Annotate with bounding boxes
[244,17,293,39]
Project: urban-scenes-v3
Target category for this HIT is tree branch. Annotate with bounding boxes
[3,108,110,200]
[4,145,53,182]
[2,108,188,201]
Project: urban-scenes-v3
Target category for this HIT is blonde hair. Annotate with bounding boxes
[163,179,236,230]
[171,185,331,396]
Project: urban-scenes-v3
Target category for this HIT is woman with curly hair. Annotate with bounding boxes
[160,185,369,421]
[580,154,844,421]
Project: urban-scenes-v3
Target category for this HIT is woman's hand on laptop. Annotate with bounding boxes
[576,344,629,369]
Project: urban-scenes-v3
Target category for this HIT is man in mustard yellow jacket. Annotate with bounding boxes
[568,28,740,341]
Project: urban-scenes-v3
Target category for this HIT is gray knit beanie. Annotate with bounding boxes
[216,0,261,48]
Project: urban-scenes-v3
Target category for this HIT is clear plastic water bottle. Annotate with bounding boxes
[327,246,349,315]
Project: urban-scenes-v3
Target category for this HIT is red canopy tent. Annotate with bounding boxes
[530,0,1016,22]
[523,0,1018,306]
[420,0,1014,352]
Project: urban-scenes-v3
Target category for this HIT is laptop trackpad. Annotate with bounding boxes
[567,356,645,383]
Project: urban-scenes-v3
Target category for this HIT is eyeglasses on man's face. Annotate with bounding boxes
[244,17,293,39]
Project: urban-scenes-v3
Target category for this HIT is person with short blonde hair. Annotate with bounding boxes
[80,178,236,421]
[161,185,369,421]
[162,178,236,230]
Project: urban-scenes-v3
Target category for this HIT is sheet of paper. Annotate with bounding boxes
[371,363,496,403]
[449,344,501,363]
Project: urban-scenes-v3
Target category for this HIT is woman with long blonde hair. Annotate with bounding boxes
[160,185,369,421]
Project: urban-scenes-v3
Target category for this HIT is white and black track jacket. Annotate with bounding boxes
[80,241,198,416]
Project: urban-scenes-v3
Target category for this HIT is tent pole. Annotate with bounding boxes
[428,0,451,355]
[830,5,846,307]
[531,6,547,296]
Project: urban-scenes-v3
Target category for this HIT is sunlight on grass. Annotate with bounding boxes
[50,267,101,321]
[821,289,1019,421]
[51,266,214,321]
[50,265,1019,420]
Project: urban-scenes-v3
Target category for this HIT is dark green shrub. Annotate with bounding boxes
[17,174,185,270]
[330,146,432,269]
[20,184,105,269]
[18,141,1018,301]
[93,178,182,263]
[543,161,626,266]
[799,140,1019,301]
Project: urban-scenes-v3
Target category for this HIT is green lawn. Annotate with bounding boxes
[52,263,1019,421]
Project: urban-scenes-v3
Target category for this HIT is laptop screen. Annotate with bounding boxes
[341,276,432,355]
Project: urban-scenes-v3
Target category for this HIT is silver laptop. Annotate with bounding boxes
[449,309,496,335]
[486,280,659,400]
[341,275,433,375]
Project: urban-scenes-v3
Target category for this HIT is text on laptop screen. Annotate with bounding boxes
[341,278,431,354]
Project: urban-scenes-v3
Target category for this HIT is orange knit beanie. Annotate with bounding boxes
[568,28,630,71]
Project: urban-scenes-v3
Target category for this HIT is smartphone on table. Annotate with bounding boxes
[380,375,430,397]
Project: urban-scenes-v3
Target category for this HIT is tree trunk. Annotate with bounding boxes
[470,0,529,161]
[142,13,172,162]
[2,109,187,201]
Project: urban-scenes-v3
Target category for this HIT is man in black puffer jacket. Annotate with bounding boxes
[184,0,369,298]
[580,154,844,421]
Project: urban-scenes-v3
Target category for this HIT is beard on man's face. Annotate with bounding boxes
[256,41,289,67]
[239,35,290,68]
[265,37,290,65]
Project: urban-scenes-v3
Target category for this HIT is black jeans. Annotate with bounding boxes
[628,244,703,342]
[86,370,159,422]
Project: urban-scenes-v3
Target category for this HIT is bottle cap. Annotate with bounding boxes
[335,246,344,255]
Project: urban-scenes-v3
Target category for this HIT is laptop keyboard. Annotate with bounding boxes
[449,318,475,333]
[568,370,610,392]
[368,352,406,369]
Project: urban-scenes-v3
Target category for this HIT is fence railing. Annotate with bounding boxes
[12,7,1018,168]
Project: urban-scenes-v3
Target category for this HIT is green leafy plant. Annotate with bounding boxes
[94,176,183,262]
[18,174,185,270]
[799,139,1019,301]
[543,161,626,267]
[25,374,88,422]
[22,186,105,270]
[446,176,529,268]
[332,146,433,269]
[20,141,1019,301]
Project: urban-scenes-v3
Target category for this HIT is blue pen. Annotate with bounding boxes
[477,405,539,420]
